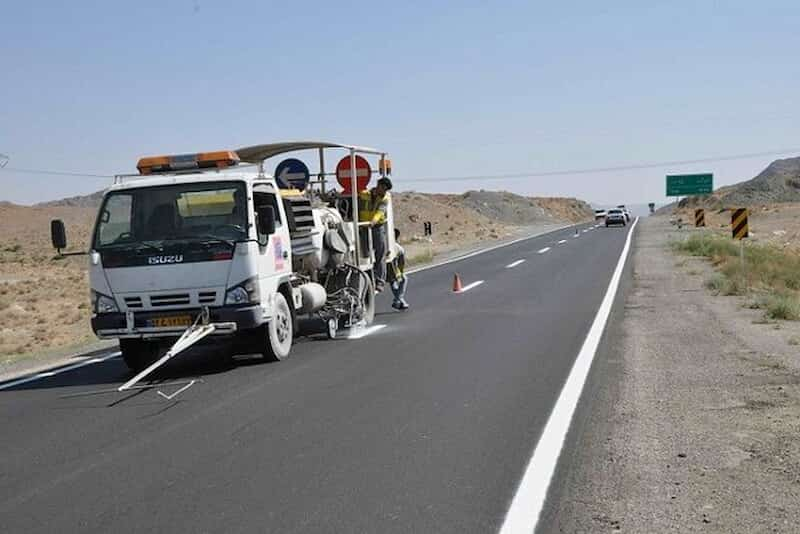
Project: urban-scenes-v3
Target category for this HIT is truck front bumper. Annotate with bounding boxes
[92,304,265,339]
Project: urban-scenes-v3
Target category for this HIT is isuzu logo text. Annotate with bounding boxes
[148,255,184,265]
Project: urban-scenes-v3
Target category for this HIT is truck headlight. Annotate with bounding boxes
[91,289,119,314]
[225,277,260,305]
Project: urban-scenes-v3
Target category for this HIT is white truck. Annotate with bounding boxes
[51,141,395,375]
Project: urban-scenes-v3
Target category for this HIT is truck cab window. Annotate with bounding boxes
[253,185,282,241]
[97,194,133,246]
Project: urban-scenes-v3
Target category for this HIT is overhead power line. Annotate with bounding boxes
[2,166,111,178]
[1,147,799,183]
[402,148,800,183]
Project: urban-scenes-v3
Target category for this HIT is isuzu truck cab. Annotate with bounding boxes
[51,142,395,373]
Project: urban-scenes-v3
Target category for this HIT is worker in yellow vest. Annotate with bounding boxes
[358,177,392,292]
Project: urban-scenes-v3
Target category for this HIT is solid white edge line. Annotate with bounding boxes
[498,217,639,534]
[0,351,121,391]
[537,247,550,254]
[505,259,526,269]
[406,224,575,275]
[456,280,484,293]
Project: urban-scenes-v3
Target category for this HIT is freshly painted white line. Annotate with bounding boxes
[456,280,484,293]
[346,324,387,340]
[406,224,575,275]
[0,351,121,391]
[537,247,550,254]
[499,218,639,534]
[506,259,525,269]
[557,239,567,245]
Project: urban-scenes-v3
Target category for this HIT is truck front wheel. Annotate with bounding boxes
[261,293,293,361]
[120,339,161,372]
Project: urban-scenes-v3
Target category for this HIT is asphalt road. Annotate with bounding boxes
[0,221,634,533]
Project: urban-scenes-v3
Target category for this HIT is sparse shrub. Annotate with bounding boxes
[407,249,435,266]
[705,274,727,294]
[764,294,800,321]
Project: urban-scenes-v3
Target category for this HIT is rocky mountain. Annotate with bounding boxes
[36,190,107,208]
[671,156,800,210]
[435,190,593,225]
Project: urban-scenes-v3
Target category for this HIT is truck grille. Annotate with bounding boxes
[150,293,191,307]
[198,291,216,304]
[124,296,143,309]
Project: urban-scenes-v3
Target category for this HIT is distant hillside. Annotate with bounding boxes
[37,190,106,208]
[667,156,800,211]
[434,190,593,225]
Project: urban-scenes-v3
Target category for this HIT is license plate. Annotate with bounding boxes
[148,315,192,328]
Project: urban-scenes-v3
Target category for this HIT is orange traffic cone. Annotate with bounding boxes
[453,273,463,292]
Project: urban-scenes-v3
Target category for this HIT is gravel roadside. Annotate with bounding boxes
[548,216,800,533]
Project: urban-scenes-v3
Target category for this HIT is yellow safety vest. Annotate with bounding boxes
[357,190,389,225]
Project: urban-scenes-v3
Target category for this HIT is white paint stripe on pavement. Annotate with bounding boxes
[0,351,122,391]
[505,259,525,269]
[537,247,550,254]
[346,324,387,340]
[499,217,639,534]
[557,239,567,244]
[456,281,484,293]
[406,224,574,275]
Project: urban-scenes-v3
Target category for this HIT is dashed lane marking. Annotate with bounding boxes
[456,281,484,293]
[506,259,526,269]
[498,218,639,533]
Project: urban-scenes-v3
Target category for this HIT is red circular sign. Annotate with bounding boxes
[336,155,372,193]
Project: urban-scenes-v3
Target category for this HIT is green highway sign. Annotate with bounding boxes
[666,173,713,196]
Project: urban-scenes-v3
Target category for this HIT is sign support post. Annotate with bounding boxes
[350,149,360,266]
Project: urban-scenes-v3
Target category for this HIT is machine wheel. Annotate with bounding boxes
[326,318,338,339]
[120,339,162,372]
[261,293,293,361]
[358,273,376,326]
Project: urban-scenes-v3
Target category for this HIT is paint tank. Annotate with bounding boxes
[298,282,327,314]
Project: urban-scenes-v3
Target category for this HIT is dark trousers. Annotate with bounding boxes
[372,225,387,286]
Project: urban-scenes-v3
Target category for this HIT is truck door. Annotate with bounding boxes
[253,183,292,306]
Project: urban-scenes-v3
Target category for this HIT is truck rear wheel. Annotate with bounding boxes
[120,339,161,372]
[261,293,293,361]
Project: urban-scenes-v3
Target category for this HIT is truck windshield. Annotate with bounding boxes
[94,181,247,250]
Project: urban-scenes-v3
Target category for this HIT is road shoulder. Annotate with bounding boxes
[545,216,800,533]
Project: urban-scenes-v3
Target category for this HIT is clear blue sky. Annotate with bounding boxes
[2,1,799,205]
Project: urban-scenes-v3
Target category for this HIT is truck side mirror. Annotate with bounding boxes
[256,206,276,241]
[51,219,67,252]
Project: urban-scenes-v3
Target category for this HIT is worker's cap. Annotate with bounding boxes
[377,177,393,190]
